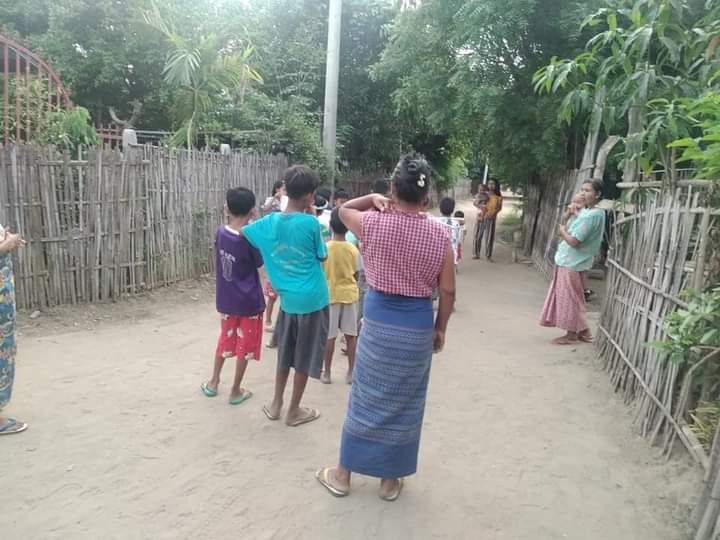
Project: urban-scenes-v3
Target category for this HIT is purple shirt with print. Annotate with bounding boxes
[215,225,265,316]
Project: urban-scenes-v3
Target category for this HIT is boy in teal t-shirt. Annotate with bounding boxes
[243,165,329,428]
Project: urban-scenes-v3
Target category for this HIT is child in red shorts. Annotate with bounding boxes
[201,187,265,405]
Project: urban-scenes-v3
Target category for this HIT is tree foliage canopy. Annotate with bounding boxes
[3,0,719,188]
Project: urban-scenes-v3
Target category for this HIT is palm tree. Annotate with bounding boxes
[143,2,262,148]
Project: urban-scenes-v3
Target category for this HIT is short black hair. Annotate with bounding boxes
[373,179,390,195]
[330,208,347,235]
[454,210,464,218]
[283,165,320,200]
[314,195,328,216]
[271,180,284,196]
[226,187,255,217]
[317,187,332,201]
[334,189,350,201]
[584,179,604,198]
[391,154,431,204]
[439,197,455,216]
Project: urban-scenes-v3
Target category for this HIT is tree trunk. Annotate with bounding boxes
[622,100,644,184]
[574,85,605,192]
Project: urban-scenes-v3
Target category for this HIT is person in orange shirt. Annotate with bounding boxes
[473,179,503,261]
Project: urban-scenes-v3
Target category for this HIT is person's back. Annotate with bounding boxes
[362,210,448,298]
[325,240,359,303]
[244,212,328,314]
[436,197,462,265]
[215,226,265,316]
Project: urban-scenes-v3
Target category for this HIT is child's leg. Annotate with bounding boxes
[322,337,336,383]
[230,356,250,399]
[345,335,357,380]
[267,367,291,418]
[207,315,234,392]
[207,355,226,392]
[265,296,276,329]
[286,370,311,421]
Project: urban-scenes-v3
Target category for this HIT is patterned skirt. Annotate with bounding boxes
[539,266,588,333]
[0,255,16,410]
[340,289,434,478]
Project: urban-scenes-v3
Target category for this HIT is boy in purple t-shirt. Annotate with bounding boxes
[201,187,265,405]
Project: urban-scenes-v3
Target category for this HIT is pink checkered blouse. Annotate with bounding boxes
[361,210,450,298]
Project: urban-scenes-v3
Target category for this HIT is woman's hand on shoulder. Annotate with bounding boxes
[370,194,392,212]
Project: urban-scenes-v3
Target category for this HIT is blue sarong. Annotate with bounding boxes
[340,289,434,478]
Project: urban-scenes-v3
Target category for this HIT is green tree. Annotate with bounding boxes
[372,0,594,188]
[142,1,262,148]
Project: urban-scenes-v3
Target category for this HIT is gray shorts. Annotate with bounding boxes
[328,302,359,339]
[276,307,329,379]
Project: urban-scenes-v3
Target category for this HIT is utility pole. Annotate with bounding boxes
[322,0,342,199]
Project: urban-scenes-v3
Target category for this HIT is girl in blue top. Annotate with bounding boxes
[540,180,606,345]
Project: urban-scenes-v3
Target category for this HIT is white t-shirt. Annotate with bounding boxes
[434,216,462,265]
[263,195,289,213]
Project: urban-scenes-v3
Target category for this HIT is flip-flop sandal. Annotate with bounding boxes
[578,334,594,343]
[0,418,28,435]
[229,389,253,406]
[551,337,579,346]
[262,404,281,421]
[379,479,404,502]
[315,468,349,497]
[286,407,320,427]
[201,382,218,397]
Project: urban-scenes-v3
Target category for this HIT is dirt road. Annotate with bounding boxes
[1,206,701,540]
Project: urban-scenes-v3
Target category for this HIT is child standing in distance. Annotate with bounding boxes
[436,197,462,267]
[322,209,360,385]
[201,188,265,405]
[243,165,330,427]
[454,210,466,262]
[261,180,288,214]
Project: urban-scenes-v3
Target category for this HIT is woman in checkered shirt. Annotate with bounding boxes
[316,155,456,501]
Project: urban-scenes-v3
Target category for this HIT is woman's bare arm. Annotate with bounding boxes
[434,243,456,352]
[558,224,581,247]
[339,194,390,239]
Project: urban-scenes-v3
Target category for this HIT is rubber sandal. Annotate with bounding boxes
[201,382,218,397]
[286,407,320,427]
[379,479,404,502]
[0,418,28,435]
[551,336,579,345]
[262,404,281,421]
[578,333,594,343]
[315,468,349,497]
[229,389,253,406]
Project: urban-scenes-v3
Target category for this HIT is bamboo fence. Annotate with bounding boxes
[522,170,578,278]
[0,144,287,309]
[597,180,718,459]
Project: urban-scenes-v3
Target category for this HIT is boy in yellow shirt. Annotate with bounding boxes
[321,208,360,384]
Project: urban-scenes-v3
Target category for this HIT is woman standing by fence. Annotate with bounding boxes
[540,180,605,345]
[0,226,27,435]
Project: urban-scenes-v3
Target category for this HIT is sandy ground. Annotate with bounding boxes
[0,202,702,540]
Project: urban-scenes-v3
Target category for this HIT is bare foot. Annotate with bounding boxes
[316,467,350,497]
[320,372,331,384]
[262,401,282,421]
[379,478,403,501]
[552,333,579,345]
[285,406,320,427]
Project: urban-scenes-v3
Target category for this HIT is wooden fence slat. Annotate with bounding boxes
[0,143,287,309]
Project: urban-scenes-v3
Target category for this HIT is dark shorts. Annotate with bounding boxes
[275,307,329,379]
